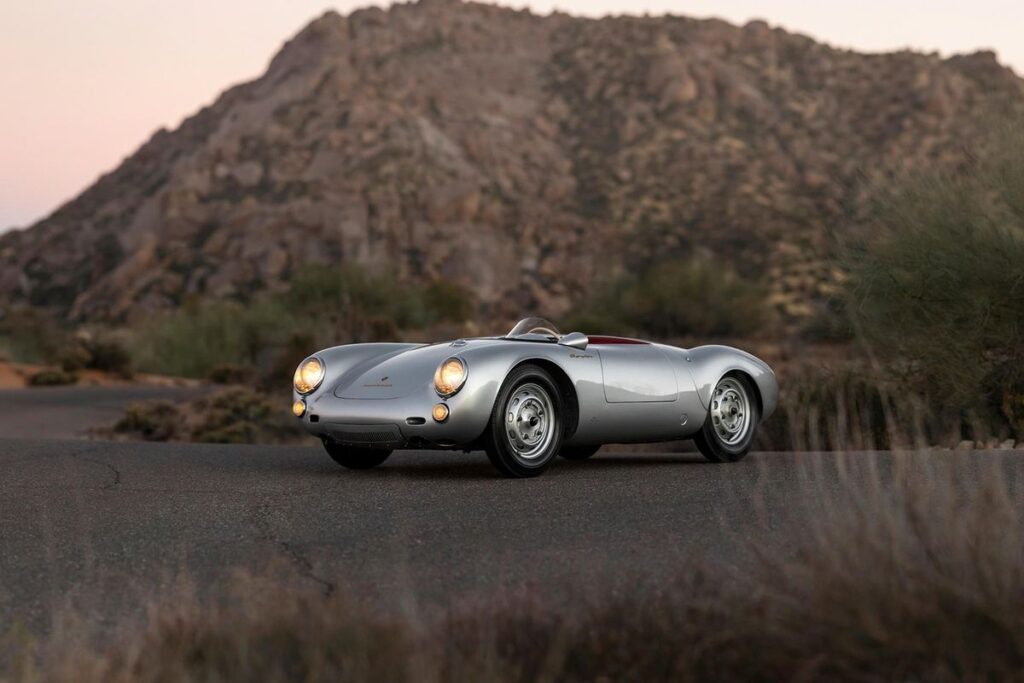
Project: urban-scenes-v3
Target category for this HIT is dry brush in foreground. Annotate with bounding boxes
[3,452,1023,682]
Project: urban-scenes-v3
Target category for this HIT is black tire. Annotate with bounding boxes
[694,373,760,463]
[559,445,601,461]
[484,364,564,478]
[324,443,392,470]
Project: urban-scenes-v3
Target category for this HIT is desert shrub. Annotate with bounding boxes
[26,368,77,387]
[285,264,473,338]
[57,329,133,377]
[843,123,1024,435]
[567,256,767,338]
[422,280,475,324]
[113,401,181,441]
[798,298,854,344]
[107,389,306,444]
[0,307,68,364]
[756,364,962,451]
[132,298,292,379]
[208,363,253,385]
[187,388,301,444]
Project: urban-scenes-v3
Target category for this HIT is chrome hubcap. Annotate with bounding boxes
[710,377,750,446]
[505,383,555,460]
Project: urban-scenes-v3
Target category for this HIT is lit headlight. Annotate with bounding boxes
[293,357,325,394]
[434,357,467,397]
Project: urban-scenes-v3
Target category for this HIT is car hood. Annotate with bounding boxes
[332,342,469,400]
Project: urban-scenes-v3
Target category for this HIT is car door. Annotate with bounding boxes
[595,344,678,402]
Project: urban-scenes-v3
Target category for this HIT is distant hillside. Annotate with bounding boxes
[1,0,1022,324]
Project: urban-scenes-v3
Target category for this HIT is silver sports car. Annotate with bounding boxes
[292,317,778,478]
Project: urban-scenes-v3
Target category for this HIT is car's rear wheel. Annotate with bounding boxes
[695,374,759,463]
[324,443,392,470]
[559,445,601,460]
[485,364,564,477]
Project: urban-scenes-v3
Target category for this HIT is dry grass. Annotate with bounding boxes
[3,453,1023,682]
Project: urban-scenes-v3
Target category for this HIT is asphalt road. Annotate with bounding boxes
[0,385,204,439]
[2,436,1020,633]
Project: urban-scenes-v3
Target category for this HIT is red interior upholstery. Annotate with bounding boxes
[586,335,649,345]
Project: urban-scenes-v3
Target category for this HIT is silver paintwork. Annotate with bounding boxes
[294,320,778,451]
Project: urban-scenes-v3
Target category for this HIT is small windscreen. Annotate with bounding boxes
[506,317,561,338]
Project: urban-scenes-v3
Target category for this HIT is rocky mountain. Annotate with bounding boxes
[2,0,1022,325]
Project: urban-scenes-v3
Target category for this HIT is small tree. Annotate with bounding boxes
[567,256,767,339]
[843,123,1024,430]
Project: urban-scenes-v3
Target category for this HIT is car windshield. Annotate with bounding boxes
[506,317,561,338]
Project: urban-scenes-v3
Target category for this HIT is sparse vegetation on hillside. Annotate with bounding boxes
[131,264,475,383]
[3,1,1022,326]
[566,256,768,338]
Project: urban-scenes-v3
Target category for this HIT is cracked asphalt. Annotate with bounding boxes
[2,435,1022,633]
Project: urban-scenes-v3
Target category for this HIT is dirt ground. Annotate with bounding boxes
[0,361,199,390]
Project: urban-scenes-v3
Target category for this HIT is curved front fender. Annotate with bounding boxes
[686,345,778,420]
[295,343,423,405]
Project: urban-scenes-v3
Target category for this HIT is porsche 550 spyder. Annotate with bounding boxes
[292,317,777,478]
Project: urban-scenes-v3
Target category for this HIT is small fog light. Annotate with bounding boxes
[432,403,450,423]
[292,400,307,418]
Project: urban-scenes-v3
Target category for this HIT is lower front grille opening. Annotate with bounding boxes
[406,417,426,425]
[309,415,320,423]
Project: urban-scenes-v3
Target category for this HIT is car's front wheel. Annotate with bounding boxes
[694,374,759,463]
[324,443,392,470]
[484,364,564,477]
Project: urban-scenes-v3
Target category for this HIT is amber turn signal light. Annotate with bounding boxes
[432,403,450,423]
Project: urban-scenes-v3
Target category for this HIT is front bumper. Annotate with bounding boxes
[293,381,495,450]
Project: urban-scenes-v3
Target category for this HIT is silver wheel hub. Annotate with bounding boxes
[505,383,555,460]
[710,377,751,446]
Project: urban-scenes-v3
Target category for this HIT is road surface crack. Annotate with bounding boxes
[76,455,121,489]
[250,503,335,597]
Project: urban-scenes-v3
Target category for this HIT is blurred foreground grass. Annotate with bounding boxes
[3,452,1023,682]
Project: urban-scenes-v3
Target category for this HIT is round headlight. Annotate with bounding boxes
[434,357,467,397]
[293,357,325,394]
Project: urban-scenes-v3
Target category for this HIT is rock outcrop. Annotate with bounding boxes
[1,1,1022,324]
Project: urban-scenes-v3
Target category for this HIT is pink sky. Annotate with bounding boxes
[2,0,1022,231]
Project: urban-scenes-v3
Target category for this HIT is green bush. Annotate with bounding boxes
[132,265,475,380]
[133,298,292,379]
[285,264,474,337]
[0,308,67,364]
[843,122,1024,432]
[567,256,767,338]
[27,368,77,387]
[422,280,475,324]
[57,329,133,378]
